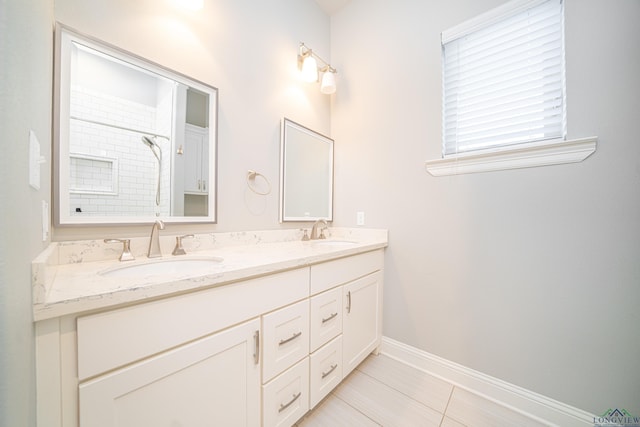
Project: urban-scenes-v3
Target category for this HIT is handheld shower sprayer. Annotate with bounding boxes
[141,135,163,206]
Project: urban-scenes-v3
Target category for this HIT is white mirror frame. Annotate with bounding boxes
[279,118,334,222]
[53,23,218,226]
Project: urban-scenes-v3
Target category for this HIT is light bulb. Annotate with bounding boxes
[320,70,336,94]
[301,55,318,83]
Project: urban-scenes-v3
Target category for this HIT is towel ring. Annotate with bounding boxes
[246,170,271,195]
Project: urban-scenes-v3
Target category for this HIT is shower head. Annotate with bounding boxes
[141,135,156,148]
[141,136,162,161]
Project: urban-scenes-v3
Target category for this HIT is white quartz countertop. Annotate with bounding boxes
[32,228,387,321]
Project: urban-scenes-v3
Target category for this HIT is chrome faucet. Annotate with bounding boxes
[147,220,165,258]
[309,219,328,240]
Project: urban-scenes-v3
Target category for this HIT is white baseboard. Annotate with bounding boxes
[380,336,595,427]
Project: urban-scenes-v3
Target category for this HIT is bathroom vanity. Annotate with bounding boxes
[33,228,387,427]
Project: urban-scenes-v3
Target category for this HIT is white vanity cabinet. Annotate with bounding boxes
[35,248,384,427]
[310,250,384,379]
[78,319,261,427]
[72,268,309,427]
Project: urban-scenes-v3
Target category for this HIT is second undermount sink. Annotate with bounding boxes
[100,256,224,278]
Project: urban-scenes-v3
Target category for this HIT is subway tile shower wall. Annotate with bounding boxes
[69,86,172,216]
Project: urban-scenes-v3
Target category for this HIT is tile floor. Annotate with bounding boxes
[296,354,549,427]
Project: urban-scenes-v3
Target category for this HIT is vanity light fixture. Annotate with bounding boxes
[298,42,337,94]
[320,67,337,94]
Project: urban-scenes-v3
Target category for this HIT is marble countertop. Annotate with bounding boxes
[32,228,388,321]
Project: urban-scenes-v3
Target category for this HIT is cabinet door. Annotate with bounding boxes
[342,271,383,377]
[79,319,260,427]
[183,124,208,194]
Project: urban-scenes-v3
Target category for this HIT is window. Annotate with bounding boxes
[426,0,596,176]
[442,0,565,156]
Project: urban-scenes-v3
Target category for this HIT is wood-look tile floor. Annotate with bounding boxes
[296,354,549,427]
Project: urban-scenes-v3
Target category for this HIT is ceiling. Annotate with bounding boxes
[314,0,351,15]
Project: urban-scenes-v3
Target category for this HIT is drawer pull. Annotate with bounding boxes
[321,312,338,324]
[346,291,352,314]
[278,331,302,346]
[321,363,338,379]
[278,391,302,413]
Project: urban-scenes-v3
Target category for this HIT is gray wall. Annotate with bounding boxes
[3,0,638,424]
[52,0,332,240]
[0,0,330,425]
[331,0,640,414]
[0,0,54,425]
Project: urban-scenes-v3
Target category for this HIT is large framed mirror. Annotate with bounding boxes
[53,23,217,225]
[279,118,333,222]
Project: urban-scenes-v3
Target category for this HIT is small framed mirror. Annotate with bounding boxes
[279,118,334,222]
[53,24,218,225]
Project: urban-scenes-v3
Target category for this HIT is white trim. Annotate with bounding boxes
[425,136,597,177]
[36,319,62,427]
[380,336,595,427]
[441,0,551,43]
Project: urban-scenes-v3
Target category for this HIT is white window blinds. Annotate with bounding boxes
[442,0,565,156]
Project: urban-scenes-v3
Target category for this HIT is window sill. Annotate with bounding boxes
[425,137,597,177]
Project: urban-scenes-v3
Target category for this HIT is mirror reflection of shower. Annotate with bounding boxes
[141,135,163,206]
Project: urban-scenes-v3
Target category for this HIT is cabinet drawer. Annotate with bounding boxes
[262,299,310,383]
[309,335,342,409]
[310,250,383,295]
[77,268,309,380]
[262,357,309,427]
[309,287,342,353]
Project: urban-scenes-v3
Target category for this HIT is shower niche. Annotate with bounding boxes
[53,23,217,225]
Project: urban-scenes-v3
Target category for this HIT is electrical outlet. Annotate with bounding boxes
[356,211,365,226]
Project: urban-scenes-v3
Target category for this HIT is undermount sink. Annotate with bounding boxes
[100,256,224,278]
[311,240,357,246]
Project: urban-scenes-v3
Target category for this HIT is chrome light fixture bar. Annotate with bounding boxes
[298,42,337,95]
